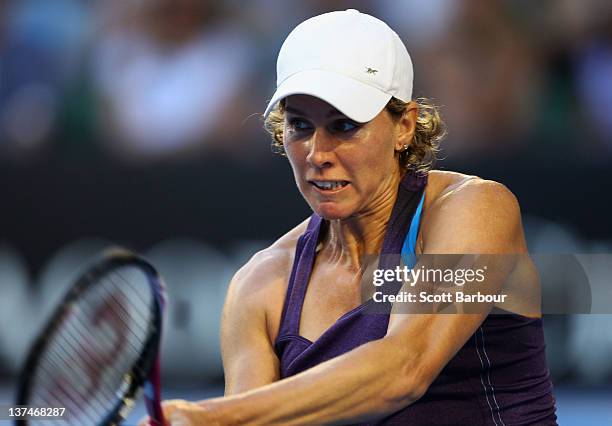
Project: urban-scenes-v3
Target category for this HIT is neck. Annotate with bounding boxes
[321,171,404,270]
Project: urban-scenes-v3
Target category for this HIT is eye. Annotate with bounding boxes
[331,119,359,133]
[287,117,312,131]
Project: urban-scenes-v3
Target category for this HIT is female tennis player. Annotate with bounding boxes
[142,9,557,425]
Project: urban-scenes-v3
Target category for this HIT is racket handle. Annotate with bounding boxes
[145,356,166,426]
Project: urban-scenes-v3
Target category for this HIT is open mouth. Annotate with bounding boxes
[309,180,350,191]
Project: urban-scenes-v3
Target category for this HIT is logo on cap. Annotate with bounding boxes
[365,67,378,74]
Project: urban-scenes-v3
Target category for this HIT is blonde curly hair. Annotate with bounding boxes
[263,97,445,174]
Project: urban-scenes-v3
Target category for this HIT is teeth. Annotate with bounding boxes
[313,181,347,190]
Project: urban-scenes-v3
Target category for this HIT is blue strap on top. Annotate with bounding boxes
[401,192,425,268]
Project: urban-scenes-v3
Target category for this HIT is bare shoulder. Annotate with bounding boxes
[220,218,312,385]
[223,218,311,336]
[421,171,524,253]
[427,170,519,213]
[230,217,309,295]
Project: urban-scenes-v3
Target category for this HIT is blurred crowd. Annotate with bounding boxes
[1,0,611,165]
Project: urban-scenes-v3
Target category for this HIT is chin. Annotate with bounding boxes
[312,202,353,221]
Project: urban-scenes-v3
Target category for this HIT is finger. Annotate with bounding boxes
[169,411,190,426]
[138,400,188,426]
[161,399,190,422]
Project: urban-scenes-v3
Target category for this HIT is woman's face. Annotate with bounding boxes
[283,94,413,220]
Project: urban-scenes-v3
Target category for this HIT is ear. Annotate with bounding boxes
[394,101,418,152]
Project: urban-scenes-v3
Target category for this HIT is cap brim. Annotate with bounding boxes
[264,69,392,123]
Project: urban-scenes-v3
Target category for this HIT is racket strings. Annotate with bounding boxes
[27,265,158,426]
[35,354,106,425]
[94,277,151,353]
[33,316,135,421]
[42,278,147,392]
[40,310,133,415]
[33,335,121,425]
[31,287,147,424]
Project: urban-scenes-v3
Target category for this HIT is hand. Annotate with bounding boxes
[137,399,189,426]
[138,399,228,426]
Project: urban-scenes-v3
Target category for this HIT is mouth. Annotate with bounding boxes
[309,180,350,193]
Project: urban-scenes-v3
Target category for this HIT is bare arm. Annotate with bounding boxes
[221,248,291,394]
[221,276,278,393]
[170,180,527,425]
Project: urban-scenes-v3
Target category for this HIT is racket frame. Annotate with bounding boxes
[15,249,166,426]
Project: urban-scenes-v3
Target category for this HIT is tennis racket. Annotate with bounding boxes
[15,249,167,426]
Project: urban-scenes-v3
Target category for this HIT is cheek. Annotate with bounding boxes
[285,143,303,169]
[284,144,309,188]
[353,134,397,175]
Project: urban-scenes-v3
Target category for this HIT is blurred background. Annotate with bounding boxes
[0,0,611,424]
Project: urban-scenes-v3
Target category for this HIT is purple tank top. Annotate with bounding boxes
[274,172,557,425]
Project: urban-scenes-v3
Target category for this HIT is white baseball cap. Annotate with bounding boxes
[264,9,413,123]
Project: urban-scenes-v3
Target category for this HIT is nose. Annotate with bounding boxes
[306,129,334,169]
